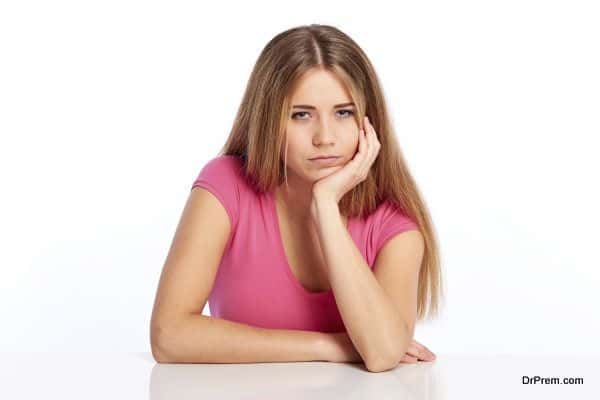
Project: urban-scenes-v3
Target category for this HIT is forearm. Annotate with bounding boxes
[312,196,408,366]
[152,313,330,364]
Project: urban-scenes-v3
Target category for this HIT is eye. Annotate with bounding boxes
[291,111,310,120]
[290,109,355,120]
[337,109,354,118]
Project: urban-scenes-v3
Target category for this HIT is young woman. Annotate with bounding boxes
[150,24,443,372]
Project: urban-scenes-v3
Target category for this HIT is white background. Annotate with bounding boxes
[1,0,598,355]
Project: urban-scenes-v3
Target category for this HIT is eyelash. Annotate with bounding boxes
[291,109,354,120]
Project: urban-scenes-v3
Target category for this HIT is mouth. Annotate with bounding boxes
[309,156,340,160]
[309,156,340,166]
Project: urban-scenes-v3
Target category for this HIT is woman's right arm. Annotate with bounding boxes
[153,312,332,363]
[150,186,338,364]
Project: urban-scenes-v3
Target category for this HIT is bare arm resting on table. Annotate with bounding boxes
[152,314,367,364]
[151,313,334,363]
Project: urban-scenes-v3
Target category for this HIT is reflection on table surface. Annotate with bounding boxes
[0,352,597,399]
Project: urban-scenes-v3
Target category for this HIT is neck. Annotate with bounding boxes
[275,176,348,230]
[275,179,314,225]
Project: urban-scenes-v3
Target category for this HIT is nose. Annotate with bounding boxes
[313,119,336,146]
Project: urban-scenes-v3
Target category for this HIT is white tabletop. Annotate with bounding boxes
[1,352,597,399]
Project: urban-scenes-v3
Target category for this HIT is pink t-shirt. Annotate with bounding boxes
[190,155,419,333]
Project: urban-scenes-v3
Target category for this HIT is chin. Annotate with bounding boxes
[312,166,339,177]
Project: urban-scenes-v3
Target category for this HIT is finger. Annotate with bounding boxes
[406,344,421,358]
[364,116,379,168]
[411,340,435,357]
[355,124,366,160]
[419,350,435,361]
[405,341,431,361]
[352,125,368,177]
[356,120,369,170]
[417,345,436,360]
[359,116,373,175]
[400,353,418,363]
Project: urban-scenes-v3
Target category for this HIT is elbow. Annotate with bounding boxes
[365,353,399,373]
[364,345,402,373]
[364,330,407,373]
[361,318,412,372]
[150,324,173,363]
[151,343,170,364]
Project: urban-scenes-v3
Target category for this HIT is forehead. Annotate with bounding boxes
[289,68,352,105]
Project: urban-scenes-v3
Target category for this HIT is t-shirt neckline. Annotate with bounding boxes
[269,190,352,298]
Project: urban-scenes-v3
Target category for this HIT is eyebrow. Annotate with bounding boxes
[292,102,355,109]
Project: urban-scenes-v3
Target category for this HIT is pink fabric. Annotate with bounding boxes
[191,155,419,333]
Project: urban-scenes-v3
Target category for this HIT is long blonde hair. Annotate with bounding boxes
[218,24,443,320]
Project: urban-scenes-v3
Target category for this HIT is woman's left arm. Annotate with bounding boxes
[310,115,429,372]
[311,194,409,372]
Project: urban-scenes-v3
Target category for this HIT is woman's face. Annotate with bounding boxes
[283,68,360,183]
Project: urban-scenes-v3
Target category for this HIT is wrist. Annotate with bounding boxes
[311,189,337,205]
[310,192,339,222]
[319,332,363,363]
[313,332,336,362]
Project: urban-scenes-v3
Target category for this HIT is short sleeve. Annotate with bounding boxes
[373,201,419,256]
[190,155,241,232]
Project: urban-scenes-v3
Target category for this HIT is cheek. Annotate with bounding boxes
[285,139,303,156]
[282,142,311,169]
[349,134,360,152]
[286,133,311,152]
